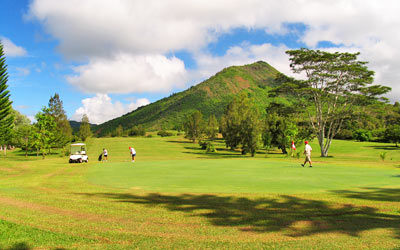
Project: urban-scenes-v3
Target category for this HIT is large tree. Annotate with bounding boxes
[45,93,72,147]
[262,101,313,154]
[0,42,14,152]
[32,108,57,159]
[205,114,219,140]
[183,110,205,142]
[220,92,262,156]
[285,49,390,157]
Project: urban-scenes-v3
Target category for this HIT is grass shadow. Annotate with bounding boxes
[365,145,400,151]
[79,192,400,238]
[166,140,193,144]
[182,151,248,159]
[331,187,400,202]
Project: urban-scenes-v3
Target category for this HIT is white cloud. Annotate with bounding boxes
[66,53,187,94]
[28,0,400,100]
[1,37,27,57]
[71,94,150,124]
[15,67,31,76]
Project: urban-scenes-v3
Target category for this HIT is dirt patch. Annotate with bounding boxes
[234,76,250,89]
[201,86,214,97]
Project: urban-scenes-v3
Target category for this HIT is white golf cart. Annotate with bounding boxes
[69,143,89,163]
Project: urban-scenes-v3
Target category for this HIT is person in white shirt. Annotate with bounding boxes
[301,141,312,168]
[103,148,108,161]
[129,146,136,162]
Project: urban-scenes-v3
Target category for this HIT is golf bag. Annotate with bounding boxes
[98,153,102,161]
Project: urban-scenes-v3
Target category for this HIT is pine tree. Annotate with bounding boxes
[0,42,14,151]
[46,93,72,146]
[206,114,219,140]
[79,114,92,141]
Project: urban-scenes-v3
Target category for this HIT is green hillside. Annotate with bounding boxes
[95,61,280,136]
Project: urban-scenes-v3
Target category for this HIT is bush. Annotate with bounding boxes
[334,129,353,139]
[206,142,217,153]
[380,152,387,161]
[199,140,208,149]
[157,130,174,137]
[372,128,385,138]
[129,125,146,136]
[146,134,153,138]
[353,129,372,142]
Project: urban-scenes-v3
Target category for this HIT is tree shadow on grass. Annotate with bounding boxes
[365,145,399,150]
[331,187,400,202]
[78,192,400,238]
[182,151,248,159]
[166,140,193,144]
[1,242,66,250]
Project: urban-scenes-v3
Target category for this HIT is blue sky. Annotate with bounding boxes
[1,0,399,124]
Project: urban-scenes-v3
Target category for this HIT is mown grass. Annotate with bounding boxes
[0,135,399,249]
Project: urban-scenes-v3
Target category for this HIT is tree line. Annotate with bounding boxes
[1,41,399,159]
[183,49,396,157]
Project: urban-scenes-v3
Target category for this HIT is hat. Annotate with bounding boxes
[304,141,308,144]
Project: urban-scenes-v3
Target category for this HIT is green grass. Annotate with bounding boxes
[0,135,399,249]
[87,159,399,193]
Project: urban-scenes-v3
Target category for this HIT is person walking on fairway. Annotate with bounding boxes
[129,146,136,162]
[301,141,312,167]
[102,148,108,161]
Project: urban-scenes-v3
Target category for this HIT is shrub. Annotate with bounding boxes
[199,140,208,149]
[157,130,174,137]
[206,142,217,153]
[129,125,146,136]
[353,129,372,142]
[334,129,353,139]
[380,152,387,161]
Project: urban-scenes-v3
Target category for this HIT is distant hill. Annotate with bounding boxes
[95,61,282,136]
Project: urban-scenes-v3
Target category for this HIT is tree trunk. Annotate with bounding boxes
[318,134,328,157]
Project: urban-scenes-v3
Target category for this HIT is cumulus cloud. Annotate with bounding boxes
[28,0,400,100]
[66,53,187,94]
[71,94,150,124]
[1,37,27,57]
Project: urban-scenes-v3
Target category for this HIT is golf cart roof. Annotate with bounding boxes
[70,143,86,146]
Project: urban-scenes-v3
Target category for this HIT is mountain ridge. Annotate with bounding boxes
[95,61,280,136]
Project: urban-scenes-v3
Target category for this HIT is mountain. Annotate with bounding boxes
[95,61,281,136]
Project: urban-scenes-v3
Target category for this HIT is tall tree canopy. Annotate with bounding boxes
[284,48,391,157]
[220,92,262,156]
[0,42,14,148]
[79,114,92,141]
[32,108,57,159]
[45,93,72,146]
[183,110,205,142]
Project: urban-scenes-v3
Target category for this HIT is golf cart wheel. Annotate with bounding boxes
[69,159,72,163]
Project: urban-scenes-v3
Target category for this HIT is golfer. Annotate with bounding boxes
[103,148,108,161]
[129,146,136,162]
[301,141,312,167]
